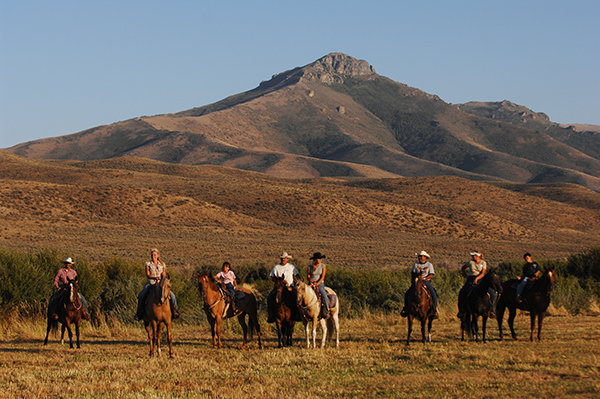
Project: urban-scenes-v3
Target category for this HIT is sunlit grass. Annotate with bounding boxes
[1,313,599,398]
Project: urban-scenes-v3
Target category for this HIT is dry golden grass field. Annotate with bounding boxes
[1,313,599,398]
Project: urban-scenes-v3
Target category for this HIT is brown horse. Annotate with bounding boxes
[44,278,85,349]
[197,271,262,349]
[406,271,436,345]
[496,268,555,341]
[460,270,502,343]
[294,277,340,349]
[143,274,173,358]
[273,277,296,348]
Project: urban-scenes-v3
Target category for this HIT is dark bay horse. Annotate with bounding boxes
[197,271,262,349]
[406,271,436,345]
[496,268,555,341]
[460,270,502,343]
[294,277,340,349]
[44,278,85,349]
[144,275,173,358]
[274,277,296,348]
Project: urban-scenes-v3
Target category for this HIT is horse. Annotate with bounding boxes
[273,276,296,348]
[143,274,173,358]
[44,278,85,349]
[496,268,555,341]
[197,271,263,349]
[294,276,340,349]
[460,270,502,343]
[406,271,436,345]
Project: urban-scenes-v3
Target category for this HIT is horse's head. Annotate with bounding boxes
[274,277,287,304]
[197,271,212,294]
[488,270,503,294]
[66,277,80,304]
[159,274,171,305]
[542,268,556,294]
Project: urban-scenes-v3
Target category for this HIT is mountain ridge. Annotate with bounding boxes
[6,53,600,191]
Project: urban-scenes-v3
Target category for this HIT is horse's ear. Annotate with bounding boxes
[167,273,171,279]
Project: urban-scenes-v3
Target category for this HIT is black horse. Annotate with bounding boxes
[460,270,502,343]
[496,268,555,341]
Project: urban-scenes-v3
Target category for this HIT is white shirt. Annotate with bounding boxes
[270,263,299,286]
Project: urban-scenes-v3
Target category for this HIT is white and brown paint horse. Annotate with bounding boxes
[294,276,340,349]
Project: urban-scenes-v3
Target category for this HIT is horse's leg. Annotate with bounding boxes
[537,311,546,341]
[421,317,427,344]
[303,320,310,349]
[496,301,506,340]
[44,319,52,345]
[238,314,248,349]
[320,318,328,348]
[529,313,536,342]
[249,309,263,349]
[215,316,223,349]
[482,316,487,344]
[75,319,81,349]
[508,306,518,340]
[276,320,283,348]
[312,317,318,349]
[145,321,154,357]
[406,315,413,345]
[472,314,478,343]
[166,321,173,358]
[427,317,433,343]
[156,322,162,357]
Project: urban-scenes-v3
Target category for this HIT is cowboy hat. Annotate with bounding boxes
[61,257,75,264]
[279,251,293,259]
[309,252,326,260]
[416,251,430,258]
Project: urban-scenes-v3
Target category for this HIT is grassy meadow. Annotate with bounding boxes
[1,312,599,398]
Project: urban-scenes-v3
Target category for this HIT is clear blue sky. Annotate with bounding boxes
[1,1,599,149]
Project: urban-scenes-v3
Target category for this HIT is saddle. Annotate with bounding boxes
[510,279,535,294]
[310,285,337,308]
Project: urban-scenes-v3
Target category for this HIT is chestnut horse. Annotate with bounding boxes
[406,271,436,345]
[460,270,502,343]
[143,275,173,358]
[496,268,555,341]
[197,271,262,349]
[294,277,340,349]
[44,278,85,349]
[273,277,296,348]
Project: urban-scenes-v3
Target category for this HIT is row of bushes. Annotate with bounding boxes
[1,246,599,325]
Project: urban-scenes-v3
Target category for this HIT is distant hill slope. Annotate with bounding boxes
[6,53,600,191]
[1,151,599,267]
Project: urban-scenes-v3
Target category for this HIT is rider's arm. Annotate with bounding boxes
[474,268,486,284]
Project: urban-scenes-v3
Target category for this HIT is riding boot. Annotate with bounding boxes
[170,299,181,319]
[431,308,439,320]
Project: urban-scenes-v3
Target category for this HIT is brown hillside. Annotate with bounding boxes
[1,151,598,270]
[6,53,600,192]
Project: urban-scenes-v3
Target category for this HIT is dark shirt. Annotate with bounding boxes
[522,261,540,278]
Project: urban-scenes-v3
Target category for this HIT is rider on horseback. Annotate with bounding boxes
[134,248,181,321]
[516,253,541,303]
[49,257,90,321]
[307,252,330,319]
[401,251,438,319]
[213,261,241,316]
[457,250,498,319]
[266,251,303,323]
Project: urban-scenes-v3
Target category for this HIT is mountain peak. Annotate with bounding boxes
[301,52,376,84]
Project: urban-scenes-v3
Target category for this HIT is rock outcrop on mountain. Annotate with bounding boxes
[5,53,600,191]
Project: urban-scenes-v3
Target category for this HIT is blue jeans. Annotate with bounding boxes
[316,282,329,310]
[516,277,530,299]
[224,282,237,306]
